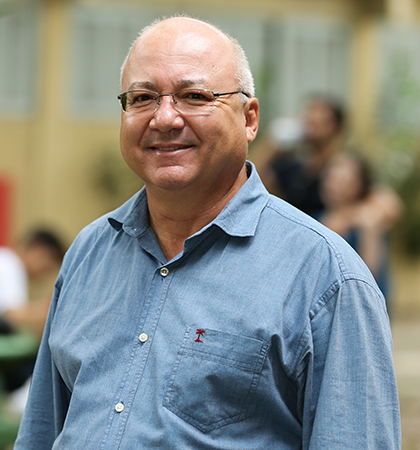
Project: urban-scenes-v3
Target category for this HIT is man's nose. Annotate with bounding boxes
[150,96,184,131]
[156,93,176,107]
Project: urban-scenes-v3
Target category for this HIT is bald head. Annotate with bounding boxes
[140,17,231,44]
[120,16,255,97]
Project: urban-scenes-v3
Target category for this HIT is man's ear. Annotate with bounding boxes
[244,98,259,143]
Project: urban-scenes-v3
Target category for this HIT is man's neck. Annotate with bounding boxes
[147,169,248,261]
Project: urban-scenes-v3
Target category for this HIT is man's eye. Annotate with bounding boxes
[189,93,206,100]
[180,90,213,102]
[133,93,155,103]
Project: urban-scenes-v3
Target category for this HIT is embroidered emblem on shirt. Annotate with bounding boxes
[195,329,205,343]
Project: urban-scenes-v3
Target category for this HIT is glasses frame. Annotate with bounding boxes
[117,88,250,114]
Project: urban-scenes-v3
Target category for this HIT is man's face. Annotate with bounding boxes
[119,19,259,196]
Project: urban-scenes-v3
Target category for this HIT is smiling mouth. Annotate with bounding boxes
[152,145,193,151]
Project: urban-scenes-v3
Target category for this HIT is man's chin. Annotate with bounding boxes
[146,167,198,192]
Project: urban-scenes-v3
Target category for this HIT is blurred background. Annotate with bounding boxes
[1,0,420,448]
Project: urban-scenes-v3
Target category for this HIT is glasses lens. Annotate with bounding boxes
[174,89,215,114]
[124,90,158,113]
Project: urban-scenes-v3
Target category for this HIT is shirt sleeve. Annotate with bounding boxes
[299,278,401,449]
[14,277,71,450]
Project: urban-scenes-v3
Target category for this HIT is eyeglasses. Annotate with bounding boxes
[117,88,250,115]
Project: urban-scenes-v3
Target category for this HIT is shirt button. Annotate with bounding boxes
[139,333,148,343]
[160,267,169,277]
[115,402,124,413]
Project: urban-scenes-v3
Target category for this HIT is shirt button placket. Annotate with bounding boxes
[108,264,172,443]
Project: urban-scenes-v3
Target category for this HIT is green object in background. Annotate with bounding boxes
[0,331,39,450]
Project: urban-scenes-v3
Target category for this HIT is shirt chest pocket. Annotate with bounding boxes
[163,326,270,433]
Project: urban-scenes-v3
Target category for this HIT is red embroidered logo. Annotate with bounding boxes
[195,329,205,343]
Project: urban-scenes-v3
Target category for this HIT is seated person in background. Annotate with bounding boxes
[3,229,66,337]
[319,152,402,303]
[0,229,65,407]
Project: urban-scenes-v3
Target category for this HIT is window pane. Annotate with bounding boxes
[70,5,156,118]
[0,2,39,116]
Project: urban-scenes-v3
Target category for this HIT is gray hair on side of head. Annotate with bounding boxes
[119,15,255,99]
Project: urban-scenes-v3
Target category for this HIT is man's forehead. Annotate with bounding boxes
[134,18,232,58]
[142,17,226,40]
[123,24,235,90]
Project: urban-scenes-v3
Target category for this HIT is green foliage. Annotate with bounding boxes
[378,50,420,131]
[391,153,420,258]
[377,47,420,258]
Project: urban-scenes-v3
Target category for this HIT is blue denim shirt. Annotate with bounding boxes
[15,163,401,449]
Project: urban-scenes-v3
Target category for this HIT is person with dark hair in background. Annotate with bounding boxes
[252,96,402,255]
[0,229,65,413]
[319,152,401,308]
[19,230,65,284]
[252,95,348,216]
[15,17,400,449]
[3,229,66,337]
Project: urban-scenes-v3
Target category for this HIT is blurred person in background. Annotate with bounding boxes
[3,229,66,337]
[252,95,347,216]
[318,152,402,310]
[252,95,402,249]
[0,229,65,398]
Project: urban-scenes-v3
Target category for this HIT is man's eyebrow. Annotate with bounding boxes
[177,79,207,89]
[127,81,155,91]
[126,79,208,92]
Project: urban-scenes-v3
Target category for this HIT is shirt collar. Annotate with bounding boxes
[108,161,269,239]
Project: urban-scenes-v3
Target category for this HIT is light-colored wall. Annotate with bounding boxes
[0,0,417,244]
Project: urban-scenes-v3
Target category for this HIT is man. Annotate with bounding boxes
[15,17,401,449]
